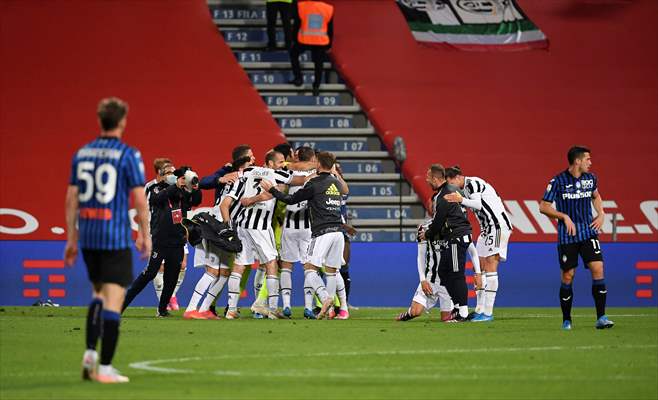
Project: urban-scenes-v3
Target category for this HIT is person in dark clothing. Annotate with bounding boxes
[122,166,202,317]
[289,0,334,96]
[199,144,254,205]
[266,0,292,51]
[419,164,472,322]
[260,151,345,319]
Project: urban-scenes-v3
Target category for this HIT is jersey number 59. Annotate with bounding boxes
[77,162,117,204]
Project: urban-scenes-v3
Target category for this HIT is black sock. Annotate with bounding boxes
[560,283,573,322]
[398,308,416,321]
[450,276,468,307]
[340,266,351,301]
[85,298,103,350]
[592,279,607,319]
[100,310,121,366]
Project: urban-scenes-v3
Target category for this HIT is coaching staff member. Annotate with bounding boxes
[65,97,151,383]
[260,151,344,319]
[419,164,472,322]
[122,166,202,317]
[540,145,612,331]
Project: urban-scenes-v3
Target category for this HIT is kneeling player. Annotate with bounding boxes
[396,227,453,322]
[397,221,481,322]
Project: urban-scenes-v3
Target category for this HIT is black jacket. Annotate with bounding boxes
[425,182,472,242]
[149,182,202,248]
[269,172,343,237]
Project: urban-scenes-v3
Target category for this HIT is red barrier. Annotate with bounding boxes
[330,0,658,242]
[0,0,284,241]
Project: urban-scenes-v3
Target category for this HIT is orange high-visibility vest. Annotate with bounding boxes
[297,1,334,46]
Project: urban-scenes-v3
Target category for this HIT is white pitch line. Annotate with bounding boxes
[209,369,654,382]
[129,344,658,374]
[356,313,658,320]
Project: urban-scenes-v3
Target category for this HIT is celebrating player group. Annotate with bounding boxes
[66,97,613,384]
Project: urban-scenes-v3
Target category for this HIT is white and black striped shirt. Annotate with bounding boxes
[145,179,158,213]
[219,178,248,225]
[462,176,512,235]
[416,219,440,283]
[234,166,293,230]
[283,170,314,230]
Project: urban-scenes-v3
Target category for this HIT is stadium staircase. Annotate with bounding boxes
[208,0,426,242]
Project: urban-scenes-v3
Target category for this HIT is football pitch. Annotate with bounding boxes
[1,307,656,400]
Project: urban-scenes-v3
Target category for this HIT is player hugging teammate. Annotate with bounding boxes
[398,162,511,324]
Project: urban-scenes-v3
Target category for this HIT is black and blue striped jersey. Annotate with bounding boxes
[542,170,598,244]
[69,137,145,250]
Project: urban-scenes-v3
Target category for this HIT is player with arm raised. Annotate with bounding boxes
[444,166,512,322]
[539,146,611,330]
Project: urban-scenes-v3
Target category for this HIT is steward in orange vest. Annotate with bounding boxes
[289,0,334,96]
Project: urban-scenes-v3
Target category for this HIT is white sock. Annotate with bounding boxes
[199,274,228,312]
[228,272,242,311]
[185,272,215,312]
[303,270,314,310]
[336,272,347,311]
[98,364,114,375]
[266,275,280,310]
[173,269,186,297]
[280,268,292,309]
[459,305,469,318]
[253,268,265,299]
[475,278,487,314]
[325,272,337,301]
[153,272,164,301]
[484,272,499,316]
[306,269,328,302]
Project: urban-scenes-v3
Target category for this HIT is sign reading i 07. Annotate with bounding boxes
[290,139,368,152]
[276,116,354,129]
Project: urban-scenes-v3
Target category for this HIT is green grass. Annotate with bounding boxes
[1,307,657,400]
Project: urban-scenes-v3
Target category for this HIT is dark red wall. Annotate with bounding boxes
[0,0,284,240]
[330,0,658,241]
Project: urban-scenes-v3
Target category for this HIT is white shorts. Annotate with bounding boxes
[234,227,278,266]
[307,231,344,269]
[412,280,453,312]
[280,228,312,263]
[476,228,511,262]
[193,240,233,270]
